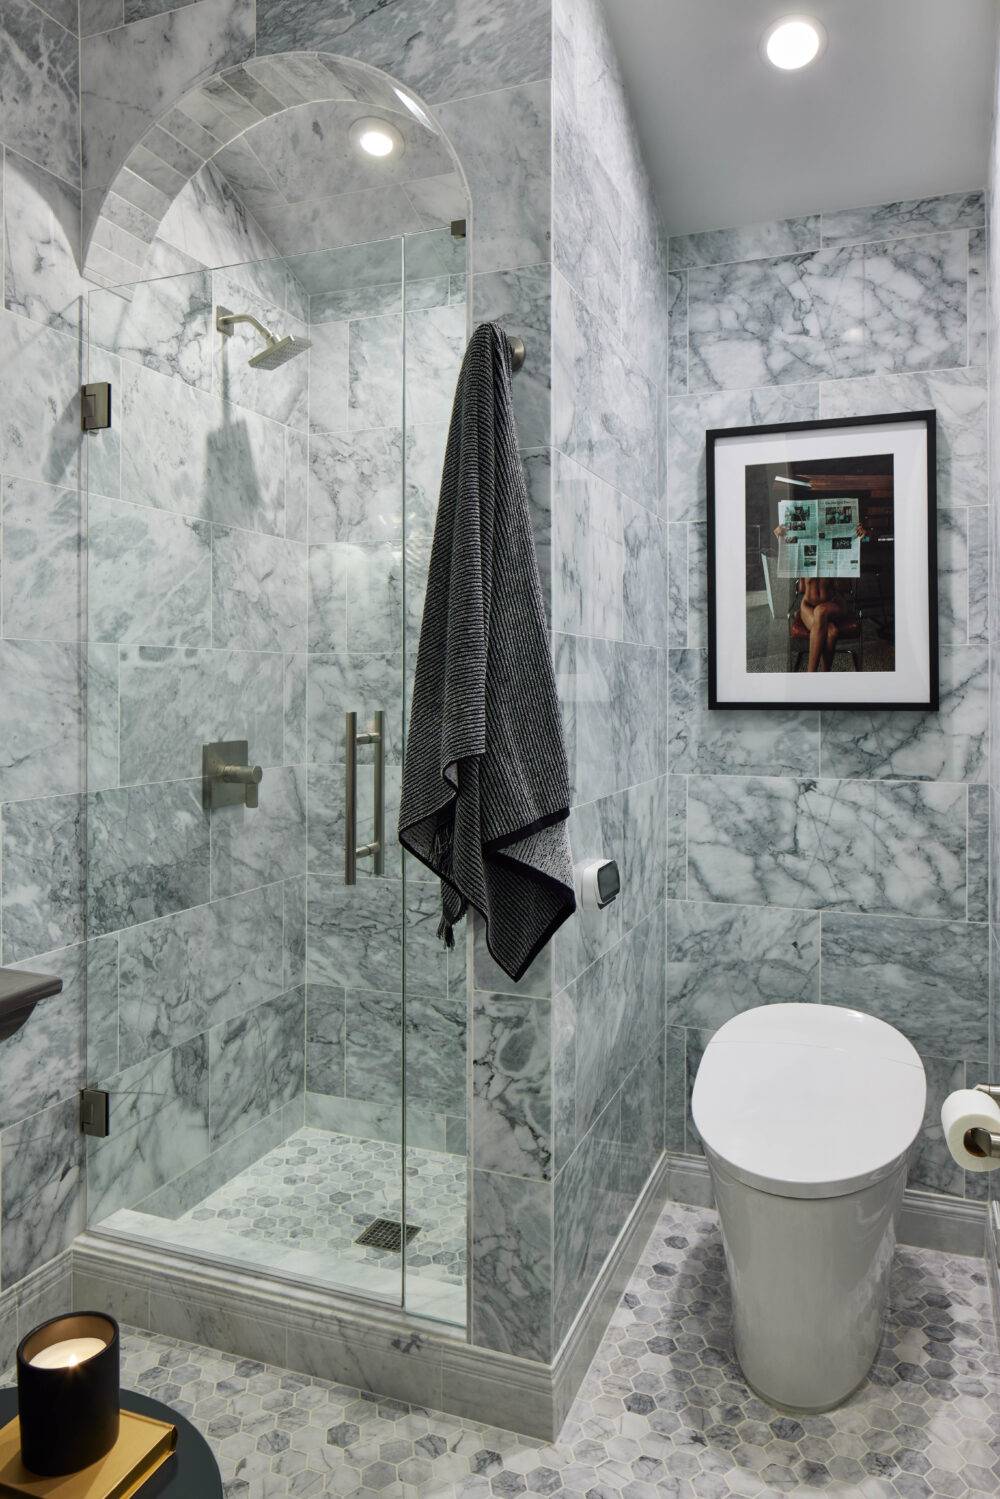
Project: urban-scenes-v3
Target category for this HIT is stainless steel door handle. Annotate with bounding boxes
[345,710,385,884]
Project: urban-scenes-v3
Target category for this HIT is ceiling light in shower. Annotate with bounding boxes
[350,117,405,158]
[762,15,826,70]
[392,87,434,131]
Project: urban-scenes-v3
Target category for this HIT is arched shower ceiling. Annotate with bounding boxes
[82,52,472,287]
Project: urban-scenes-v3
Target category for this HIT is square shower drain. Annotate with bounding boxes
[354,1218,420,1252]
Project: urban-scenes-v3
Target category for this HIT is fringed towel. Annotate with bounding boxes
[398,322,575,981]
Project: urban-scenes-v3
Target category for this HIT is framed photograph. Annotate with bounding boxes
[706,411,937,711]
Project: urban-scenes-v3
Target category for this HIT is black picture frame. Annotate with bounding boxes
[705,410,938,712]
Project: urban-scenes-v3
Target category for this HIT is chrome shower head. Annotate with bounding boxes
[216,307,312,371]
[248,333,312,369]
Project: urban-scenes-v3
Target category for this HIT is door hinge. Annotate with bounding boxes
[80,1088,110,1137]
[450,218,467,239]
[81,381,112,432]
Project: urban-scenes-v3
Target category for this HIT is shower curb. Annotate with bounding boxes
[666,1152,988,1258]
[68,1154,672,1441]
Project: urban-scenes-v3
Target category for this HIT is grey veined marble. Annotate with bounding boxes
[3,149,83,335]
[0,0,80,186]
[687,774,968,919]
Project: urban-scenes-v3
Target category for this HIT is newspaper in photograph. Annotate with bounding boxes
[776,497,860,579]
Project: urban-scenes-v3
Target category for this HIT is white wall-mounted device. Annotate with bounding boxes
[575,858,621,912]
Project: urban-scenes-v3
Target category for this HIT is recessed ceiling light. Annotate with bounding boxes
[349,117,405,158]
[762,15,826,71]
[392,87,434,131]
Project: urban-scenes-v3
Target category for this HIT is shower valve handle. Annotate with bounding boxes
[203,741,263,810]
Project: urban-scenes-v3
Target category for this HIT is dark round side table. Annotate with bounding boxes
[0,1387,223,1496]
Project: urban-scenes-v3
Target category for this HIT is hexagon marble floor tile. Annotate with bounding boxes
[89,1203,1000,1497]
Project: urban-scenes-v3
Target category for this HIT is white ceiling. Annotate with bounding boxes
[601,0,998,237]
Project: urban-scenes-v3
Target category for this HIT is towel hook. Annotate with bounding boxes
[507,335,526,374]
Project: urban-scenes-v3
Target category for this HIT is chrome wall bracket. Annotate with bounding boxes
[345,711,385,884]
[203,740,263,810]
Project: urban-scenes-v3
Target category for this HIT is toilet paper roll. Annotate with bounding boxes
[941,1088,1000,1172]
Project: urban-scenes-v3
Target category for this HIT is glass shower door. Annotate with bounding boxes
[81,237,408,1310]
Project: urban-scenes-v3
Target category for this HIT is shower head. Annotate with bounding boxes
[216,307,312,370]
[248,333,312,369]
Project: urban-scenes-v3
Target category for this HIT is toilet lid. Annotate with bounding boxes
[691,1003,927,1200]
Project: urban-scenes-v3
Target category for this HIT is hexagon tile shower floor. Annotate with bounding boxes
[70,1201,1000,1497]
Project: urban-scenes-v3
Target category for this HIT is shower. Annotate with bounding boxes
[216,307,312,368]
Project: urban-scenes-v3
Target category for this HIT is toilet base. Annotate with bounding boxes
[707,1149,907,1413]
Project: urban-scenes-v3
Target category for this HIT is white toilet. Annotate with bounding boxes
[692,1002,926,1413]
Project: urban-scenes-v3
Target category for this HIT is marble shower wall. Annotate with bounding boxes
[0,0,89,1313]
[467,0,670,1366]
[987,37,1000,1248]
[666,193,991,1204]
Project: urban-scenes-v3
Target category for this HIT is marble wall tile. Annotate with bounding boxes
[306,652,403,768]
[820,192,984,246]
[1,793,85,963]
[0,0,80,185]
[90,264,214,397]
[864,230,968,374]
[968,783,990,925]
[552,79,620,333]
[664,1026,686,1152]
[80,0,254,193]
[909,1054,965,1197]
[670,216,821,270]
[818,368,987,507]
[3,149,83,334]
[87,779,209,936]
[343,989,400,1105]
[117,882,284,1065]
[307,319,349,436]
[0,942,88,1131]
[818,644,987,783]
[308,428,403,545]
[1,1098,83,1289]
[347,313,402,431]
[404,303,465,429]
[209,986,305,1147]
[118,645,285,784]
[687,524,707,648]
[84,643,119,794]
[282,875,306,991]
[937,507,971,644]
[968,506,988,644]
[473,266,551,451]
[87,1034,209,1222]
[687,246,867,392]
[473,993,552,1180]
[622,499,668,648]
[551,450,622,641]
[406,991,465,1118]
[0,310,82,490]
[211,765,306,898]
[435,83,550,278]
[552,1096,619,1348]
[471,1169,552,1362]
[968,226,988,368]
[305,984,345,1095]
[85,933,120,1083]
[687,774,968,919]
[211,528,307,653]
[0,640,82,802]
[121,362,285,535]
[666,270,688,396]
[1,477,82,642]
[307,876,402,992]
[666,383,820,524]
[256,0,551,103]
[89,495,211,646]
[553,271,656,505]
[666,522,688,648]
[620,1035,664,1200]
[621,198,668,393]
[667,899,820,1031]
[213,267,309,429]
[668,647,818,778]
[666,773,687,901]
[308,541,402,656]
[821,913,988,1061]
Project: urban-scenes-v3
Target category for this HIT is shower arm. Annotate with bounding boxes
[216,310,277,345]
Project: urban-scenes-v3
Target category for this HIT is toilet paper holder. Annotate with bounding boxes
[968,1084,1000,1160]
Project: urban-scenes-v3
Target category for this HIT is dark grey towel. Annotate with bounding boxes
[398,322,575,981]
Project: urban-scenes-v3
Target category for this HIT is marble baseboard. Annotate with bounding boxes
[0,1247,74,1371]
[987,1200,1000,1344]
[665,1151,987,1258]
[71,1151,671,1440]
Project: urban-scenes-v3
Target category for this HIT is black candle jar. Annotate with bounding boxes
[16,1313,120,1476]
